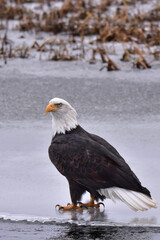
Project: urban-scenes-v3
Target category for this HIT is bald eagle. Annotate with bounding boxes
[46,98,157,211]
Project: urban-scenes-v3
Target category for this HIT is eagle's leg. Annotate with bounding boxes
[78,196,105,208]
[56,203,82,210]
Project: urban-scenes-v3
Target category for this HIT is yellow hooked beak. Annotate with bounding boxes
[46,103,58,115]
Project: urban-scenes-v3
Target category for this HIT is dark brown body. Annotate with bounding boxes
[49,125,151,205]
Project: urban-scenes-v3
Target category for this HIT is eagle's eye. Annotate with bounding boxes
[55,103,62,108]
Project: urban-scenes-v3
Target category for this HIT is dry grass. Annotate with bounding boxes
[1,0,159,45]
[0,0,160,69]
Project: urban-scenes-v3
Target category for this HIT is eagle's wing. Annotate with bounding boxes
[89,133,122,158]
[89,132,142,184]
[49,133,150,196]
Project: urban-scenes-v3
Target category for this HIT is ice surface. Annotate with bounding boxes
[0,59,160,227]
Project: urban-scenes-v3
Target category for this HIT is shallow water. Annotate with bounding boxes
[1,220,160,240]
[0,59,160,238]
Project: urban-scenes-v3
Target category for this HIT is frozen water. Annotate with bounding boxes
[0,59,160,229]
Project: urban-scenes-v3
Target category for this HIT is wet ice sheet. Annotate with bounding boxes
[0,121,159,226]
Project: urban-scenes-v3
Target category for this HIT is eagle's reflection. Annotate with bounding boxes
[69,207,107,222]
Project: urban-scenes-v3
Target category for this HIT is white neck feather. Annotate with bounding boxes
[51,106,78,136]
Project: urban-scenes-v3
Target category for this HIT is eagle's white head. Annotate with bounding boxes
[46,97,78,136]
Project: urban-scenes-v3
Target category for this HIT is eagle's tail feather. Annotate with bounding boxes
[98,187,158,211]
